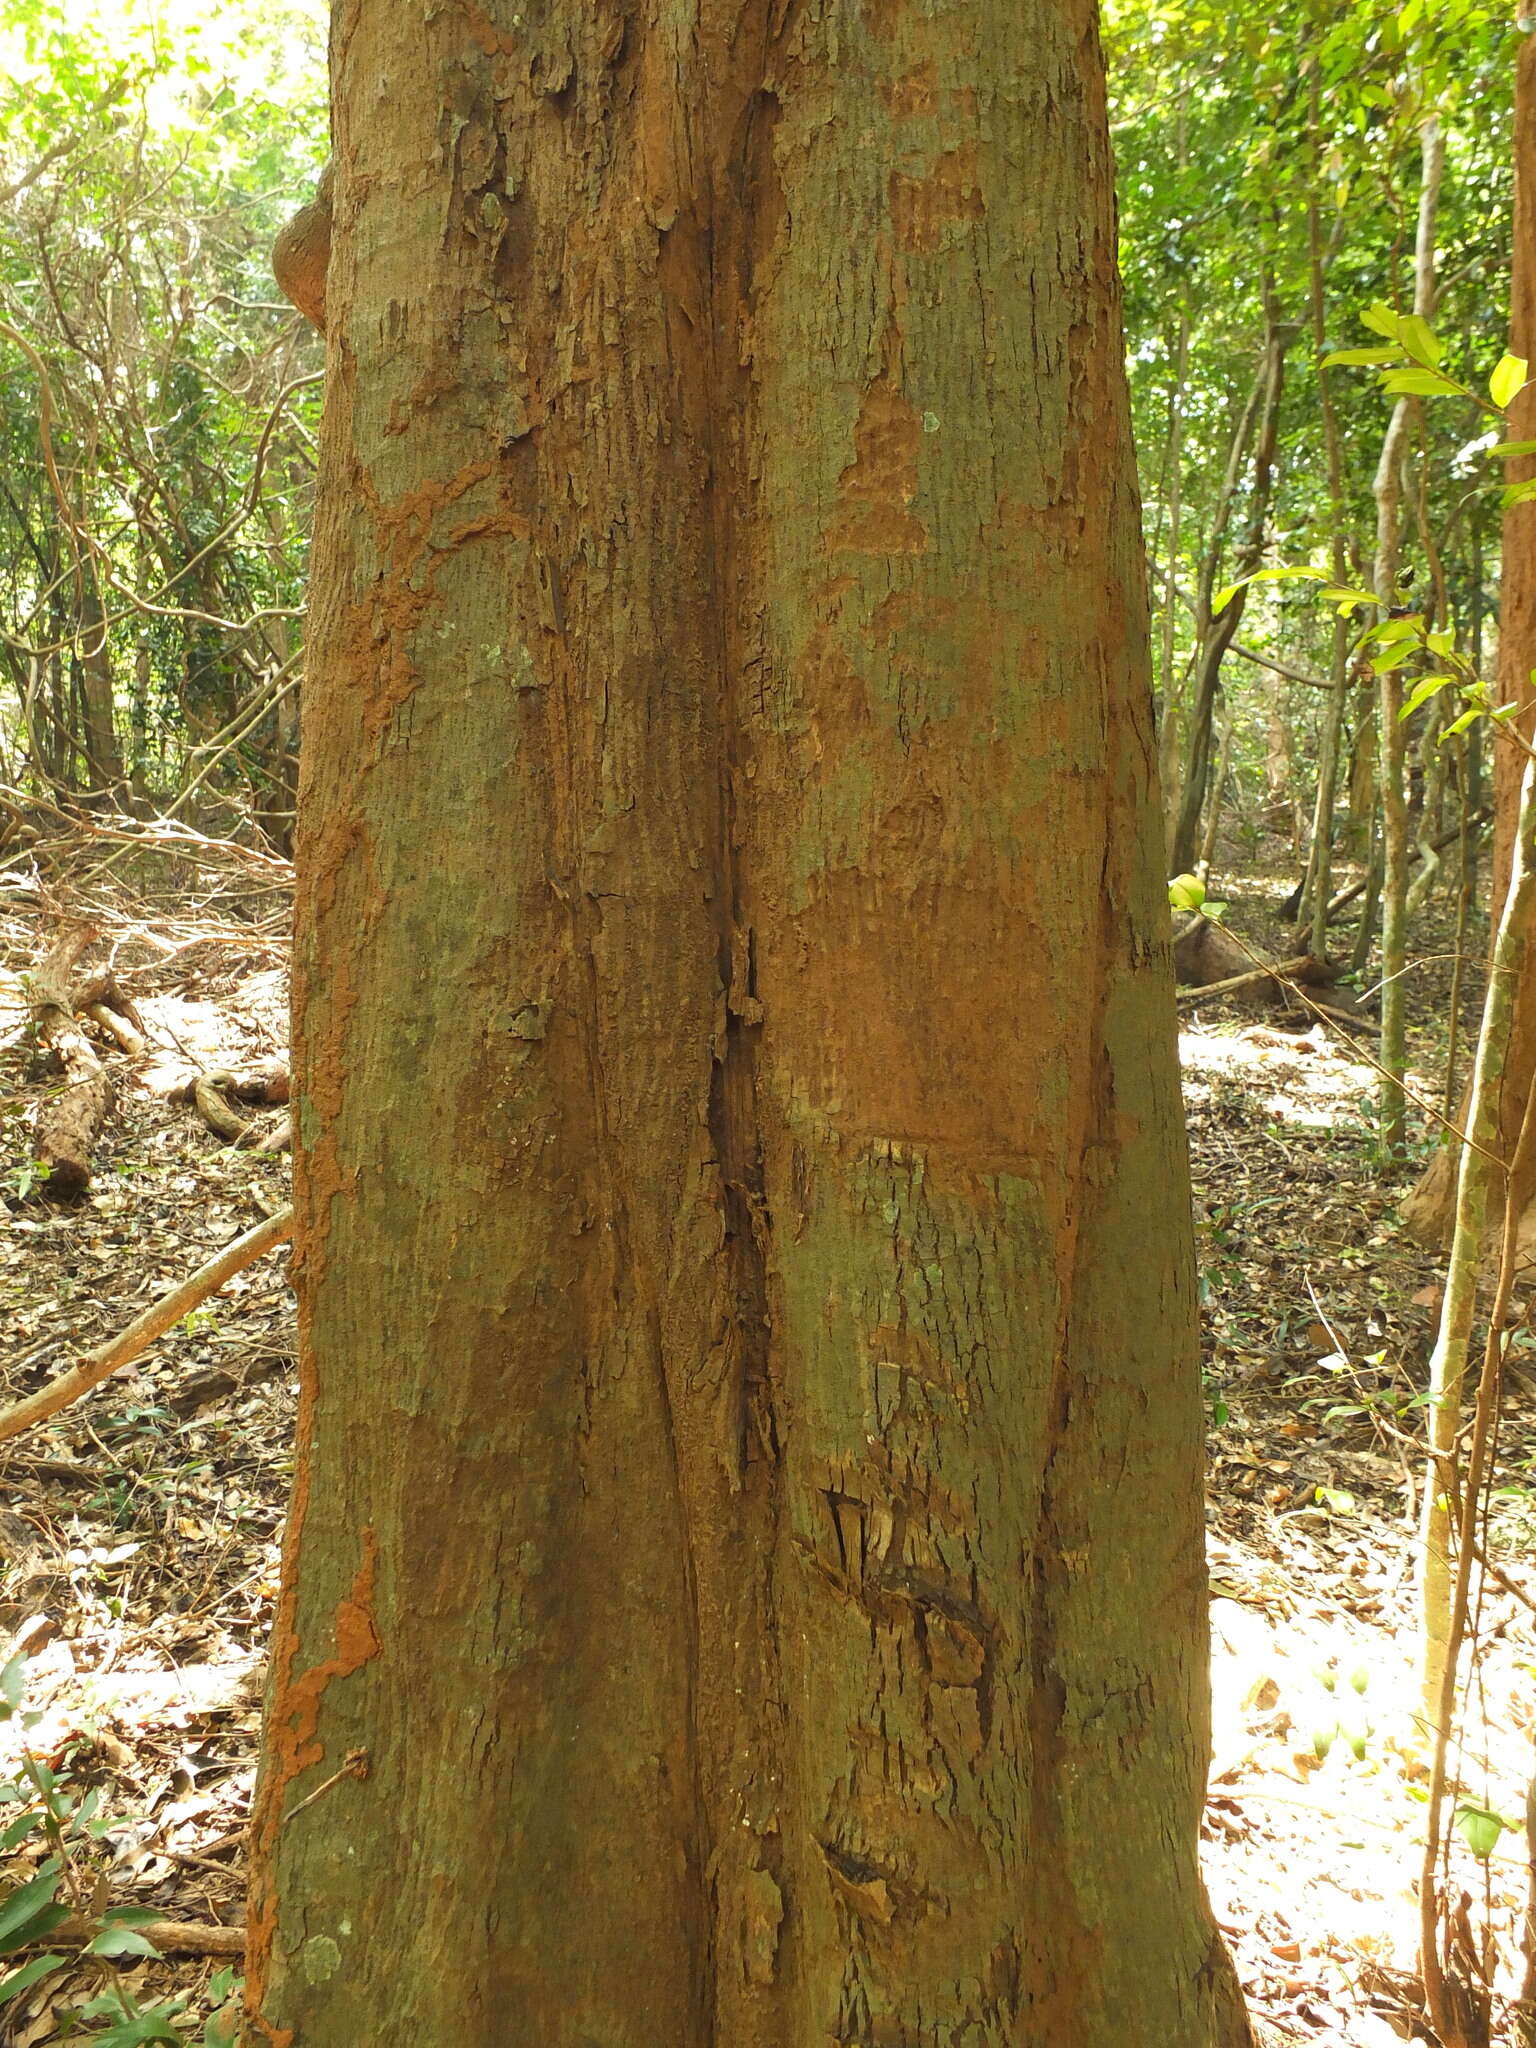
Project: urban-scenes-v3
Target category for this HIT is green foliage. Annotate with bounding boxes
[1107,0,1512,800]
[0,0,326,824]
[0,1653,240,2042]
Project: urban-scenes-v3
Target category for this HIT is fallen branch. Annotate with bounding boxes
[74,967,147,1057]
[1177,954,1312,1007]
[0,1206,293,1445]
[49,1914,244,1958]
[170,1063,291,1151]
[27,928,115,1200]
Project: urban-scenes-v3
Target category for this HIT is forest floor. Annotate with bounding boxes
[1,839,1534,2045]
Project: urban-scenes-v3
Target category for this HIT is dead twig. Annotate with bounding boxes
[0,1206,293,1445]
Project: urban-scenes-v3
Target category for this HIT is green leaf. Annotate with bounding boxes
[1380,367,1464,398]
[1501,478,1536,509]
[0,1811,41,1853]
[1321,585,1382,612]
[1397,314,1443,368]
[84,2015,186,2047]
[1368,614,1424,643]
[1370,642,1416,674]
[1169,872,1206,911]
[1441,708,1482,741]
[1490,438,1536,457]
[1400,676,1453,719]
[1456,1803,1506,1861]
[0,1654,25,1716]
[1426,629,1455,656]
[0,1954,67,2008]
[0,1865,64,1955]
[88,1926,162,1960]
[1491,353,1528,410]
[0,1900,70,1960]
[1211,565,1326,615]
[1314,1485,1356,1514]
[1203,900,1228,921]
[1321,347,1404,367]
[1360,301,1403,340]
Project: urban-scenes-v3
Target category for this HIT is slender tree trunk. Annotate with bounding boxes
[1419,748,1536,1722]
[1171,299,1288,875]
[1201,703,1236,876]
[1374,115,1445,1161]
[246,5,1250,2046]
[1404,47,1536,1248]
[1158,311,1191,868]
[1298,87,1351,956]
[77,582,124,797]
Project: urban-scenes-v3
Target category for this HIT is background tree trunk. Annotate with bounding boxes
[1170,299,1289,875]
[1404,46,1536,1247]
[247,5,1250,2045]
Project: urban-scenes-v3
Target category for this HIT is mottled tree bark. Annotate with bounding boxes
[1404,38,1536,1249]
[247,4,1249,2044]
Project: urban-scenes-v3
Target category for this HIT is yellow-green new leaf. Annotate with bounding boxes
[1380,367,1463,398]
[1321,347,1404,368]
[1399,675,1453,720]
[1360,301,1402,340]
[1398,314,1443,368]
[1490,353,1528,411]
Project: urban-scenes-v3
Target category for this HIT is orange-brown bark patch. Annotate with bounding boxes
[245,1529,380,2035]
[799,621,873,732]
[463,2,520,58]
[777,859,1050,1164]
[891,144,985,254]
[359,460,528,748]
[825,377,927,557]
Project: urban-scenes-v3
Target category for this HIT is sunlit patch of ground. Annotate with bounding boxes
[1183,997,1536,2045]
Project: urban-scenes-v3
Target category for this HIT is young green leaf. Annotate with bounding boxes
[1441,708,1482,741]
[1380,367,1464,398]
[1455,1803,1506,1861]
[1368,614,1424,643]
[1169,873,1206,911]
[1398,314,1443,368]
[1360,301,1402,340]
[1501,477,1536,509]
[1490,353,1528,410]
[1399,675,1453,720]
[1490,438,1536,457]
[1321,347,1404,367]
[1211,565,1327,615]
[1321,585,1381,613]
[1369,641,1416,674]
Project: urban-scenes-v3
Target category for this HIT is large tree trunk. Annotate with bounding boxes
[247,6,1250,2045]
[1404,44,1536,1247]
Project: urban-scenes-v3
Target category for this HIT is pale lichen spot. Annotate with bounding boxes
[300,1934,343,1984]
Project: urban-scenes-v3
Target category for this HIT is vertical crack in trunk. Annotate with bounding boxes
[696,36,786,2036]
